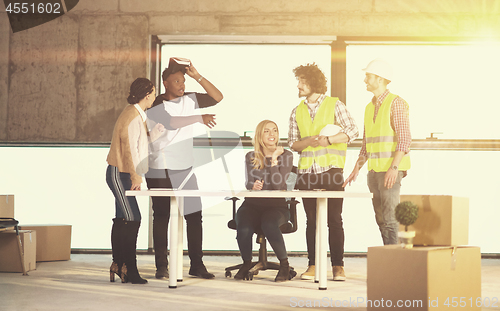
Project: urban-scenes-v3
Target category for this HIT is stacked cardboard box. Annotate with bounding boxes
[399,195,469,246]
[1,195,72,272]
[0,230,37,272]
[367,195,481,310]
[0,195,14,219]
[1,194,36,273]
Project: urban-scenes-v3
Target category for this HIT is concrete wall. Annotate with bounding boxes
[1,0,500,142]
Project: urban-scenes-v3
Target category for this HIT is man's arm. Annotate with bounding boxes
[317,100,359,147]
[384,97,411,189]
[384,151,405,189]
[288,107,320,152]
[170,115,216,129]
[343,126,367,187]
[186,64,223,103]
[147,103,216,130]
[391,97,411,154]
[331,100,359,143]
[342,155,368,187]
[292,136,320,152]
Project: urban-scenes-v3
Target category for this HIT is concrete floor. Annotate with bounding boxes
[1,254,499,311]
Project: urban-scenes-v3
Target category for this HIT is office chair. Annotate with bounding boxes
[224,166,299,280]
[0,217,27,275]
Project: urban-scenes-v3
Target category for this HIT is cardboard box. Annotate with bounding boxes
[367,245,481,311]
[0,230,36,272]
[0,195,14,218]
[19,225,71,262]
[399,195,469,246]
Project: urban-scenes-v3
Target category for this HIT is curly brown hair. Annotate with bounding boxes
[293,63,328,94]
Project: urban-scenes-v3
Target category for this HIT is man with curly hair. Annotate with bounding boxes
[288,63,358,281]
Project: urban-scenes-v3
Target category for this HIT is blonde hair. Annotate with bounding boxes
[251,120,279,170]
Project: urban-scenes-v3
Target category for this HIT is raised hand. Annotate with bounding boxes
[185,63,200,79]
[272,146,284,158]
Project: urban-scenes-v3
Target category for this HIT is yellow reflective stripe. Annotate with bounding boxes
[299,153,346,169]
[300,148,347,158]
[367,151,411,159]
[365,136,397,144]
[314,148,346,157]
[367,142,399,153]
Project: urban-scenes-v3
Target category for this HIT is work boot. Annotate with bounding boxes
[155,265,169,279]
[189,264,215,279]
[300,265,315,280]
[332,265,346,281]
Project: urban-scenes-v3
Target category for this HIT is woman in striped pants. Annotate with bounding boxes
[105,78,164,284]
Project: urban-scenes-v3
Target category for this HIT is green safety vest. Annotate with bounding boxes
[364,93,411,172]
[296,97,347,170]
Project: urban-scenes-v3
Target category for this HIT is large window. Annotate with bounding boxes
[346,42,500,140]
[159,43,332,138]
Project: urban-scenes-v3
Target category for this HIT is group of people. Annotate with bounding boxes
[105,57,411,284]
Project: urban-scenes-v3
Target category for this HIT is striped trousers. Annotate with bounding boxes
[106,165,141,221]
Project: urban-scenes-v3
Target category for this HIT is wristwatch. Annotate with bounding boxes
[391,165,398,171]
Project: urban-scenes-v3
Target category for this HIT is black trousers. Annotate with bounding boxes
[295,167,345,267]
[145,167,204,269]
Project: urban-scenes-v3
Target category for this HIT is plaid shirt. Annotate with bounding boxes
[360,89,411,157]
[288,94,359,174]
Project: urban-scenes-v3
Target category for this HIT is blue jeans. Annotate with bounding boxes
[367,170,403,245]
[106,165,141,222]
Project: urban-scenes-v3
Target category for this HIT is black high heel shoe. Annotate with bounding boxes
[121,263,147,284]
[234,260,253,280]
[275,258,290,282]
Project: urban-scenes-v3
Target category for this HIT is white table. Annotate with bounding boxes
[126,189,371,290]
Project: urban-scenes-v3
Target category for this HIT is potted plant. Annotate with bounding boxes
[395,201,419,249]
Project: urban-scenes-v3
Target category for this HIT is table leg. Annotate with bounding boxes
[317,197,328,290]
[169,196,179,288]
[147,197,154,252]
[314,204,320,284]
[177,197,184,282]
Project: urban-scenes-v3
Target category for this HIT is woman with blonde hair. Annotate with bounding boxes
[234,120,294,282]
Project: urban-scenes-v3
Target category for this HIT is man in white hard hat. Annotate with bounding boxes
[343,58,411,245]
[288,63,358,281]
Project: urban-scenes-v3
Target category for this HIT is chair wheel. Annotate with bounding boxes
[225,271,232,278]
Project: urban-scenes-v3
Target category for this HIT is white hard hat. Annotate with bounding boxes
[363,58,393,81]
[319,124,342,137]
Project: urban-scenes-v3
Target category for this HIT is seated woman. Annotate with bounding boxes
[234,120,294,282]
